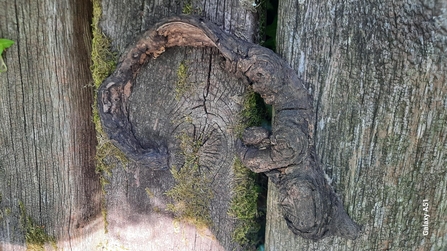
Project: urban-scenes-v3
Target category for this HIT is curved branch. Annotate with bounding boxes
[97,15,361,240]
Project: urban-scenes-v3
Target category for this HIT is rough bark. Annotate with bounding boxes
[99,14,360,241]
[0,0,102,249]
[266,0,447,250]
[97,1,259,250]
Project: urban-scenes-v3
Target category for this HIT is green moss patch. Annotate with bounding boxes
[230,88,270,249]
[182,0,193,14]
[236,88,271,136]
[181,0,202,15]
[165,131,213,228]
[175,61,190,99]
[19,202,56,251]
[229,158,263,248]
[91,0,116,89]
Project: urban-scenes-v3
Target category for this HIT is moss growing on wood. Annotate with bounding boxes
[229,158,262,248]
[230,87,269,249]
[165,131,213,228]
[91,0,116,89]
[182,0,193,14]
[19,202,56,251]
[236,87,271,136]
[145,187,155,199]
[91,0,127,234]
[0,208,11,222]
[182,0,202,15]
[175,60,191,99]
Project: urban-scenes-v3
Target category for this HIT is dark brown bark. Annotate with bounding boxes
[0,0,101,249]
[266,0,447,250]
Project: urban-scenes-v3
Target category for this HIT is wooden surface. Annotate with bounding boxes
[0,0,263,250]
[265,0,447,250]
[0,0,102,249]
[98,0,259,250]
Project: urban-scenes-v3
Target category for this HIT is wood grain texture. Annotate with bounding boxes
[266,0,447,250]
[98,1,259,250]
[98,14,360,242]
[0,0,102,249]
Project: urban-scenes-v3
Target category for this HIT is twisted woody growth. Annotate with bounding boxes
[98,15,361,240]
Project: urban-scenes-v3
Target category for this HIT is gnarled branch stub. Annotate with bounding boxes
[98,15,361,240]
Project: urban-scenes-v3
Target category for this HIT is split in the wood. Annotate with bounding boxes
[97,15,361,240]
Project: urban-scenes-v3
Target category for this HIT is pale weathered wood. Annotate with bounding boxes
[0,0,102,249]
[266,0,447,250]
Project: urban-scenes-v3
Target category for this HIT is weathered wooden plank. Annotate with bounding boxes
[266,0,447,250]
[0,0,101,249]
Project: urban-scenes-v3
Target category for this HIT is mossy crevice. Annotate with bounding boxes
[227,3,278,246]
[229,158,263,248]
[235,87,272,137]
[229,88,269,249]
